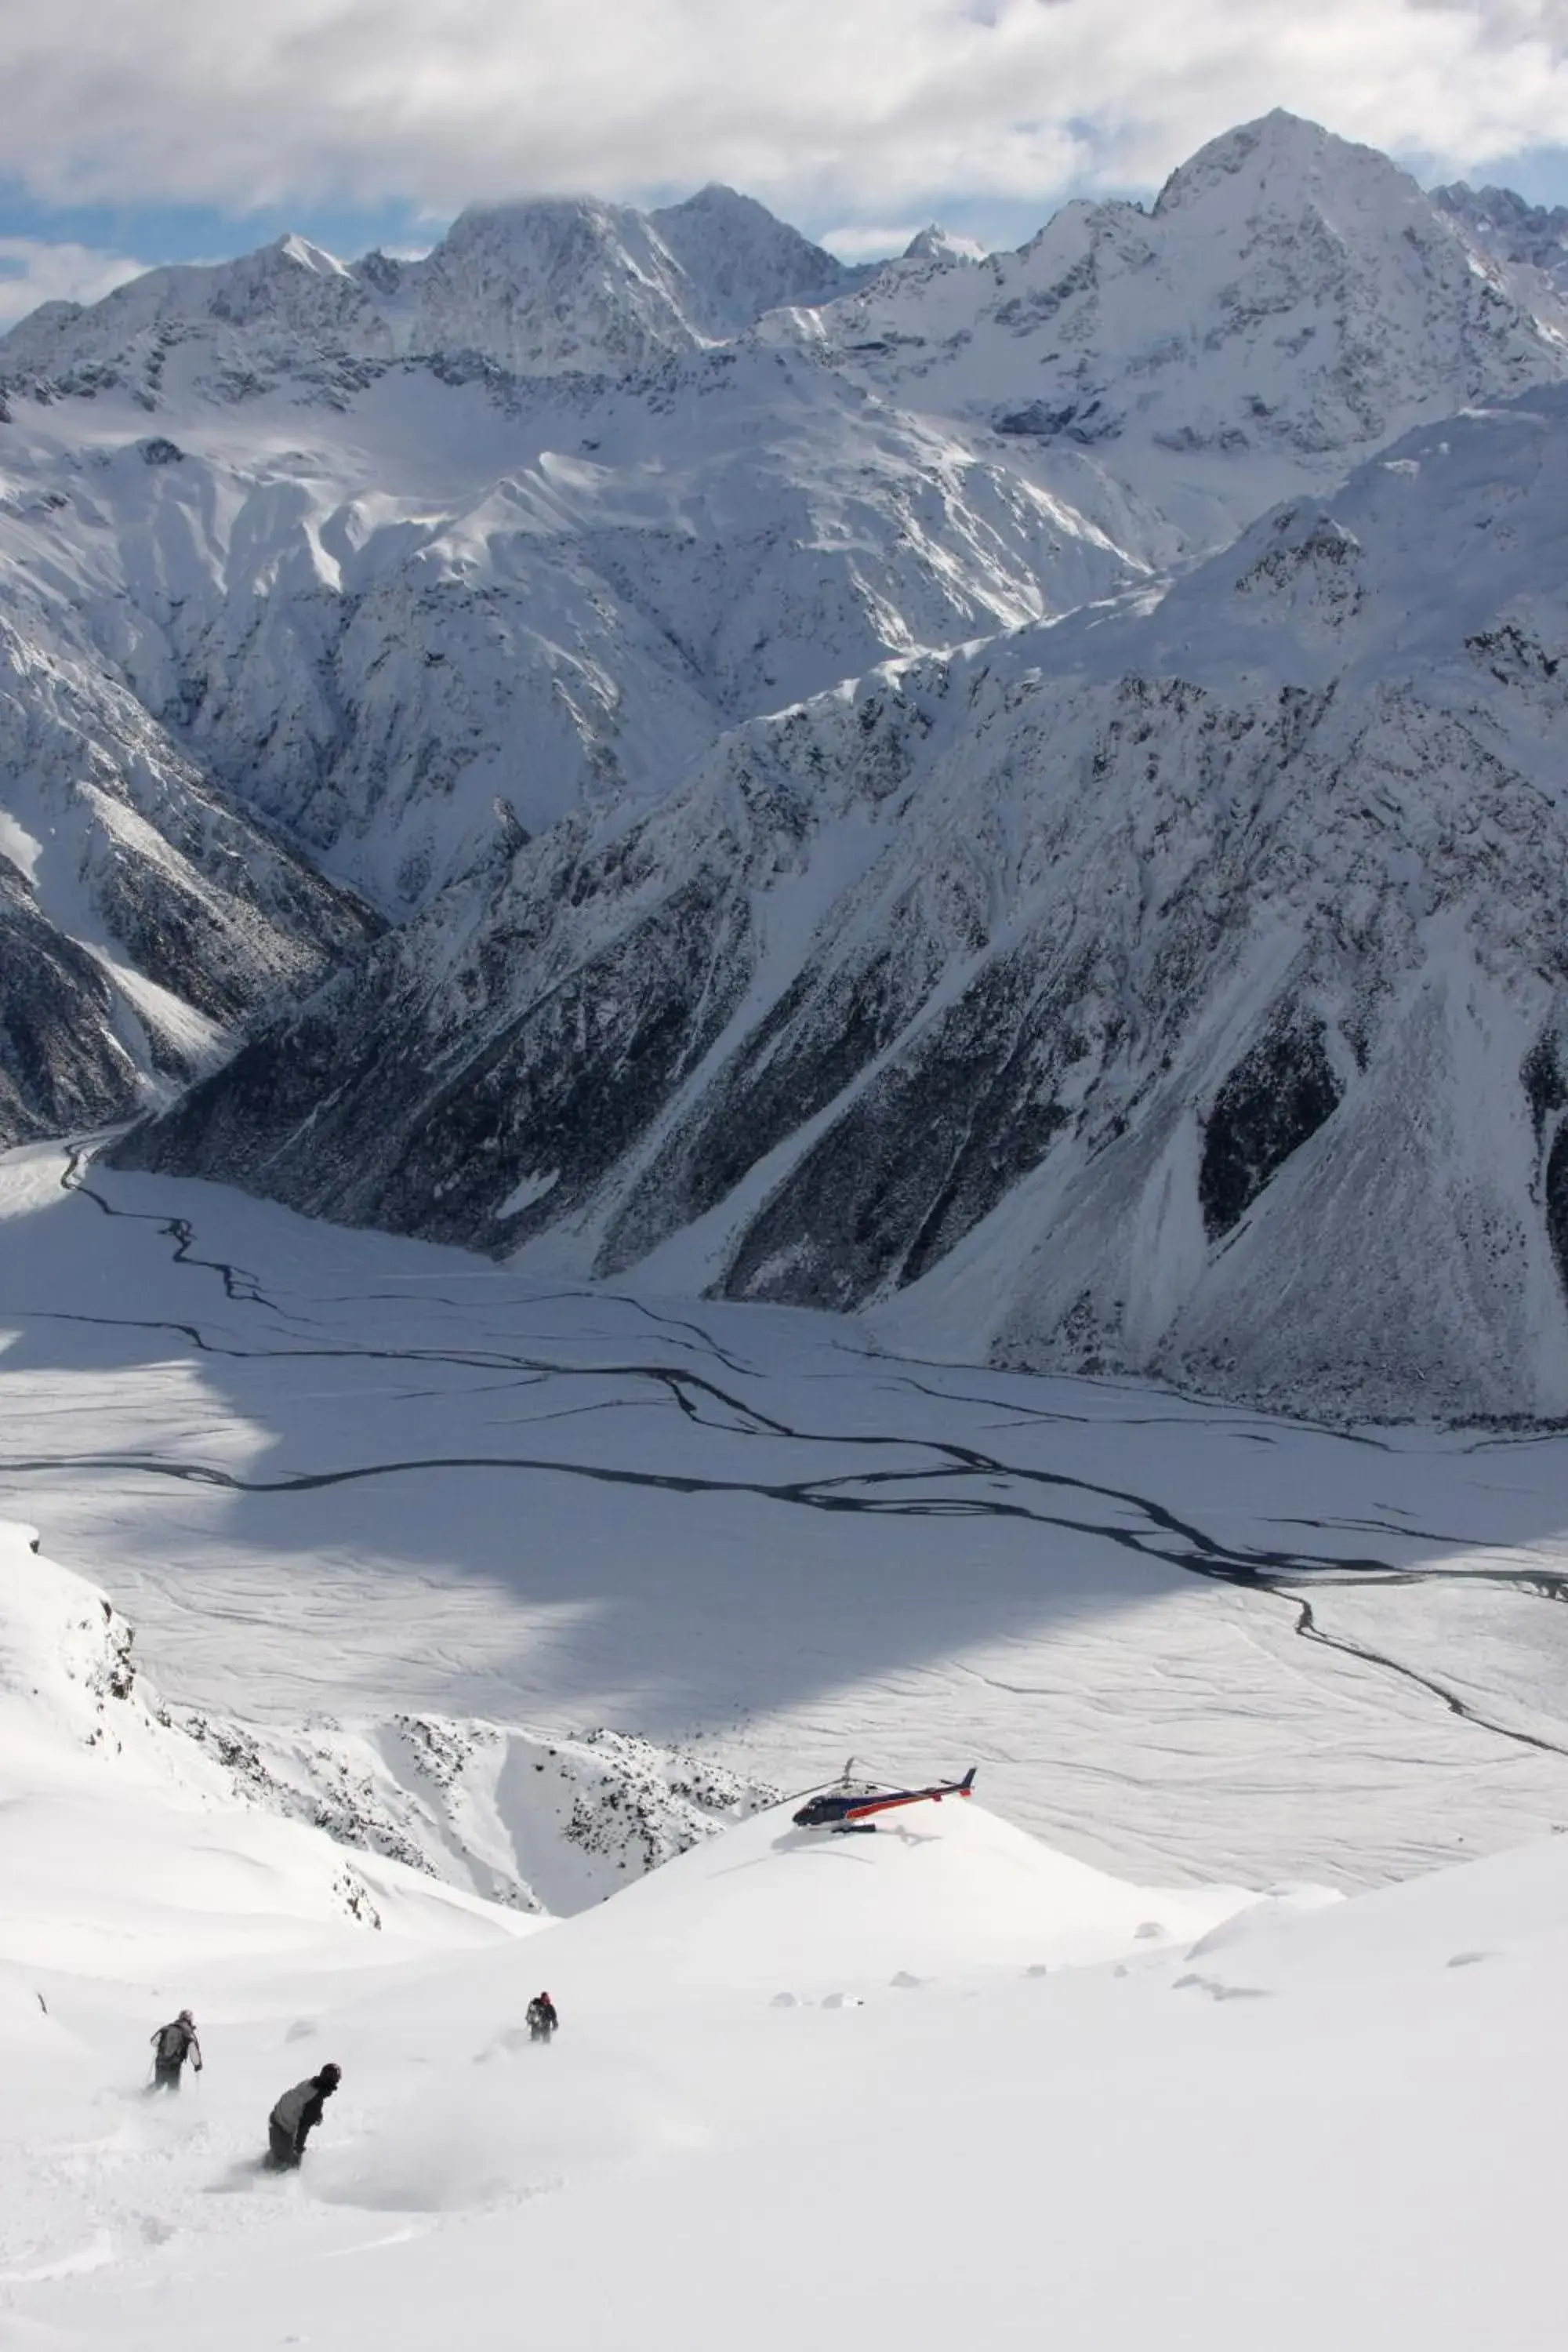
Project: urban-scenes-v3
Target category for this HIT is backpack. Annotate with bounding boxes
[157,2022,187,2063]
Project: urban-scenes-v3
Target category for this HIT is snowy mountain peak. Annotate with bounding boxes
[270,230,353,278]
[649,181,858,325]
[805,110,1563,523]
[900,224,985,266]
[394,193,703,371]
[1153,108,1388,213]
[439,191,637,259]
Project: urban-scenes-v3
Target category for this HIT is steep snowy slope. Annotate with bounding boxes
[0,347,1141,913]
[4,1765,1566,2352]
[120,384,1568,1418]
[0,1519,524,1970]
[0,593,376,1144]
[9,113,1568,1308]
[0,1513,775,1924]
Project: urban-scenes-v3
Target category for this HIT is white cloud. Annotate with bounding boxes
[819,225,923,260]
[0,238,148,329]
[0,2,1566,227]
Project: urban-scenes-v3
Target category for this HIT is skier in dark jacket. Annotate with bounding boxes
[267,2063,341,2169]
[150,2009,202,2091]
[526,1991,558,2043]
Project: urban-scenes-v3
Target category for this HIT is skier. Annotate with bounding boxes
[149,2009,202,2092]
[526,1991,559,2044]
[266,2062,341,2169]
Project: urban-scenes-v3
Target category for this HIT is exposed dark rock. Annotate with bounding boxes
[0,858,139,1145]
[598,933,943,1275]
[996,397,1117,444]
[1198,1017,1341,1240]
[1545,1124,1568,1302]
[1523,1033,1568,1140]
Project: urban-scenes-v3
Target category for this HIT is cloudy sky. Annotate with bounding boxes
[2,0,1568,324]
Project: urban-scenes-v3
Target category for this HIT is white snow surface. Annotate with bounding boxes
[2,1606,1566,2352]
[0,1518,529,1975]
[8,1141,1568,1898]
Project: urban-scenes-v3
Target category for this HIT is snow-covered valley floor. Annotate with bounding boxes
[5,1139,1568,2346]
[6,1139,1568,1889]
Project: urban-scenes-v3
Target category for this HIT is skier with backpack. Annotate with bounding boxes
[149,2009,202,2091]
[526,1991,558,2044]
[266,2063,342,2169]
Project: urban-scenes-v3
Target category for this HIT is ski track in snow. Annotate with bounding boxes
[6,1142,1568,1886]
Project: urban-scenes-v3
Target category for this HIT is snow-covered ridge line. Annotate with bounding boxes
[172,1710,779,1913]
[0,183,868,393]
[0,1517,775,1934]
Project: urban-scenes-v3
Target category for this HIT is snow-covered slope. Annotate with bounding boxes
[0,595,376,1145]
[9,117,1568,1416]
[2,114,1563,920]
[0,342,1142,913]
[118,383,1568,1417]
[0,1512,775,1932]
[4,1723,1566,2352]
[0,1519,522,1969]
[172,1711,775,1915]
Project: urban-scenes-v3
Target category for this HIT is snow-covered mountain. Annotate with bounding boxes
[0,1518,507,1965]
[0,351,1139,916]
[9,114,1568,1411]
[118,383,1568,1418]
[782,112,1567,544]
[0,185,863,391]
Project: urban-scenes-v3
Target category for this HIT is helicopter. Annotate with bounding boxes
[792,1764,977,1833]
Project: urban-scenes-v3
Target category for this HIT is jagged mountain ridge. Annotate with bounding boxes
[779,113,1568,544]
[0,166,1146,1116]
[118,384,1568,1418]
[0,185,864,394]
[1435,182,1568,319]
[0,113,1558,930]
[0,348,1144,910]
